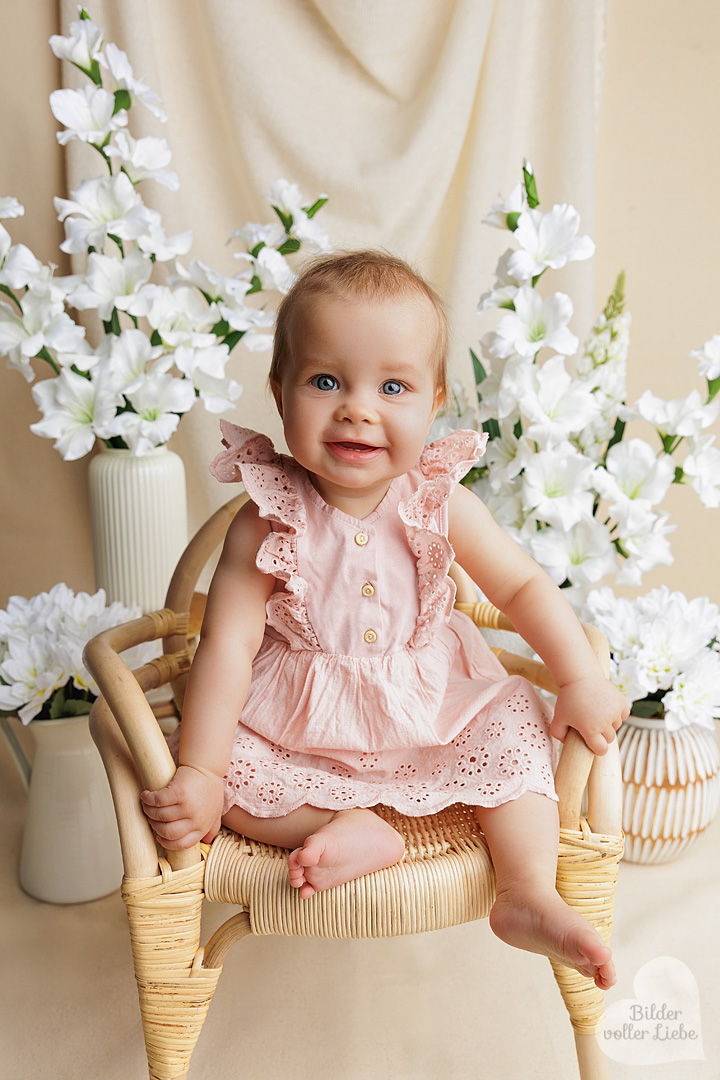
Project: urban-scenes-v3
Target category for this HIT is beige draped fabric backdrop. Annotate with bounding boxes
[1,0,604,604]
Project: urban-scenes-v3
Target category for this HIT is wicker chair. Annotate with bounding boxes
[84,492,623,1080]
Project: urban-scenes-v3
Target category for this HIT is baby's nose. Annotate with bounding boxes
[334,393,379,424]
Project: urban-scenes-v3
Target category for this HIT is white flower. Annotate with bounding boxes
[173,343,243,412]
[267,180,331,252]
[54,174,154,254]
[520,354,602,448]
[475,353,533,423]
[586,586,643,656]
[235,245,296,294]
[508,204,595,280]
[0,196,24,219]
[530,518,617,588]
[0,633,66,723]
[135,209,193,262]
[615,510,675,586]
[0,291,86,380]
[103,328,165,393]
[129,284,218,346]
[67,249,153,321]
[491,287,578,359]
[593,439,676,523]
[229,221,286,251]
[289,211,331,253]
[689,334,720,382]
[521,444,596,530]
[49,17,104,70]
[477,250,526,312]
[110,371,197,454]
[102,42,167,121]
[663,650,720,732]
[268,179,311,218]
[682,433,720,508]
[106,132,179,190]
[634,388,719,437]
[30,368,122,460]
[50,85,128,146]
[483,422,534,493]
[0,228,42,290]
[483,182,524,230]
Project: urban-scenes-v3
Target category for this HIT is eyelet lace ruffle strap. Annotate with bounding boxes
[210,422,321,651]
[399,429,488,648]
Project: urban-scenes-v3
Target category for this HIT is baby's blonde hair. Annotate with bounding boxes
[269,250,449,401]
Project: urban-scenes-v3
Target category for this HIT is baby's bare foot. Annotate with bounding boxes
[287,808,405,899]
[489,886,616,990]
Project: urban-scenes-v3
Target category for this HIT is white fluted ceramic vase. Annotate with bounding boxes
[89,445,188,613]
[618,715,720,864]
[16,716,123,903]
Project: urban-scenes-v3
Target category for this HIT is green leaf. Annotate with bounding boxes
[272,206,293,233]
[513,419,523,439]
[250,241,267,259]
[708,375,720,403]
[304,197,328,219]
[523,164,539,208]
[88,58,103,86]
[630,699,665,719]
[483,419,501,440]
[470,348,487,387]
[277,238,301,256]
[102,309,122,335]
[0,283,23,313]
[80,7,91,19]
[674,465,685,484]
[113,88,132,116]
[607,417,625,451]
[506,211,521,232]
[150,330,163,347]
[211,319,230,337]
[246,274,263,295]
[107,233,125,256]
[661,433,675,454]
[223,330,245,352]
[35,346,61,375]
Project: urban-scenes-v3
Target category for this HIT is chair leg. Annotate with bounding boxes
[551,824,623,1079]
[122,859,223,1080]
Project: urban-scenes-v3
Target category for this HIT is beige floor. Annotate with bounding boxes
[2,732,719,1080]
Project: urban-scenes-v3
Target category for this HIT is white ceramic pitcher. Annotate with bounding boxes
[2,714,123,903]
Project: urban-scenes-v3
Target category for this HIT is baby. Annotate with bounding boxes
[142,250,628,990]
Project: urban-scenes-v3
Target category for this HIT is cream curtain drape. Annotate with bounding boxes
[0,0,606,603]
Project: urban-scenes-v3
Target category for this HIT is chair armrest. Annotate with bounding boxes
[83,608,201,871]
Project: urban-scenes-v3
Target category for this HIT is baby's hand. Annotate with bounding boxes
[141,764,224,850]
[550,675,630,756]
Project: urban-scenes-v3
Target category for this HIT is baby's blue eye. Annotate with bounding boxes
[382,380,405,396]
[310,374,339,391]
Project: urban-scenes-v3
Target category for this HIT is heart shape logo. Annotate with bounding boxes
[596,956,704,1064]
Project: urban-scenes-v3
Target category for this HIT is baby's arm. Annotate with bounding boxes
[448,484,629,754]
[141,501,274,849]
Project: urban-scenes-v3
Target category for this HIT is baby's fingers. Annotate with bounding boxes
[140,784,181,808]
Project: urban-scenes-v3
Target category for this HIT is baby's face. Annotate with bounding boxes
[273,292,442,514]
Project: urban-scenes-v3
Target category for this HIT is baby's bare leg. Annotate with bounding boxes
[474,793,615,990]
[222,804,405,899]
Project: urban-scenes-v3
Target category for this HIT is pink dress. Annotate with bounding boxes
[204,422,556,818]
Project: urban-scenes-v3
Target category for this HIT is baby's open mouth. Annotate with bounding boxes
[326,441,385,460]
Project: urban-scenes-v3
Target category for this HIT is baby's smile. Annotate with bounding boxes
[325,441,386,462]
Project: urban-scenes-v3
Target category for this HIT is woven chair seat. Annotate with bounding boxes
[204,804,495,938]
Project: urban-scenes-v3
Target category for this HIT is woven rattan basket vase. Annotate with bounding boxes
[618,714,720,863]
